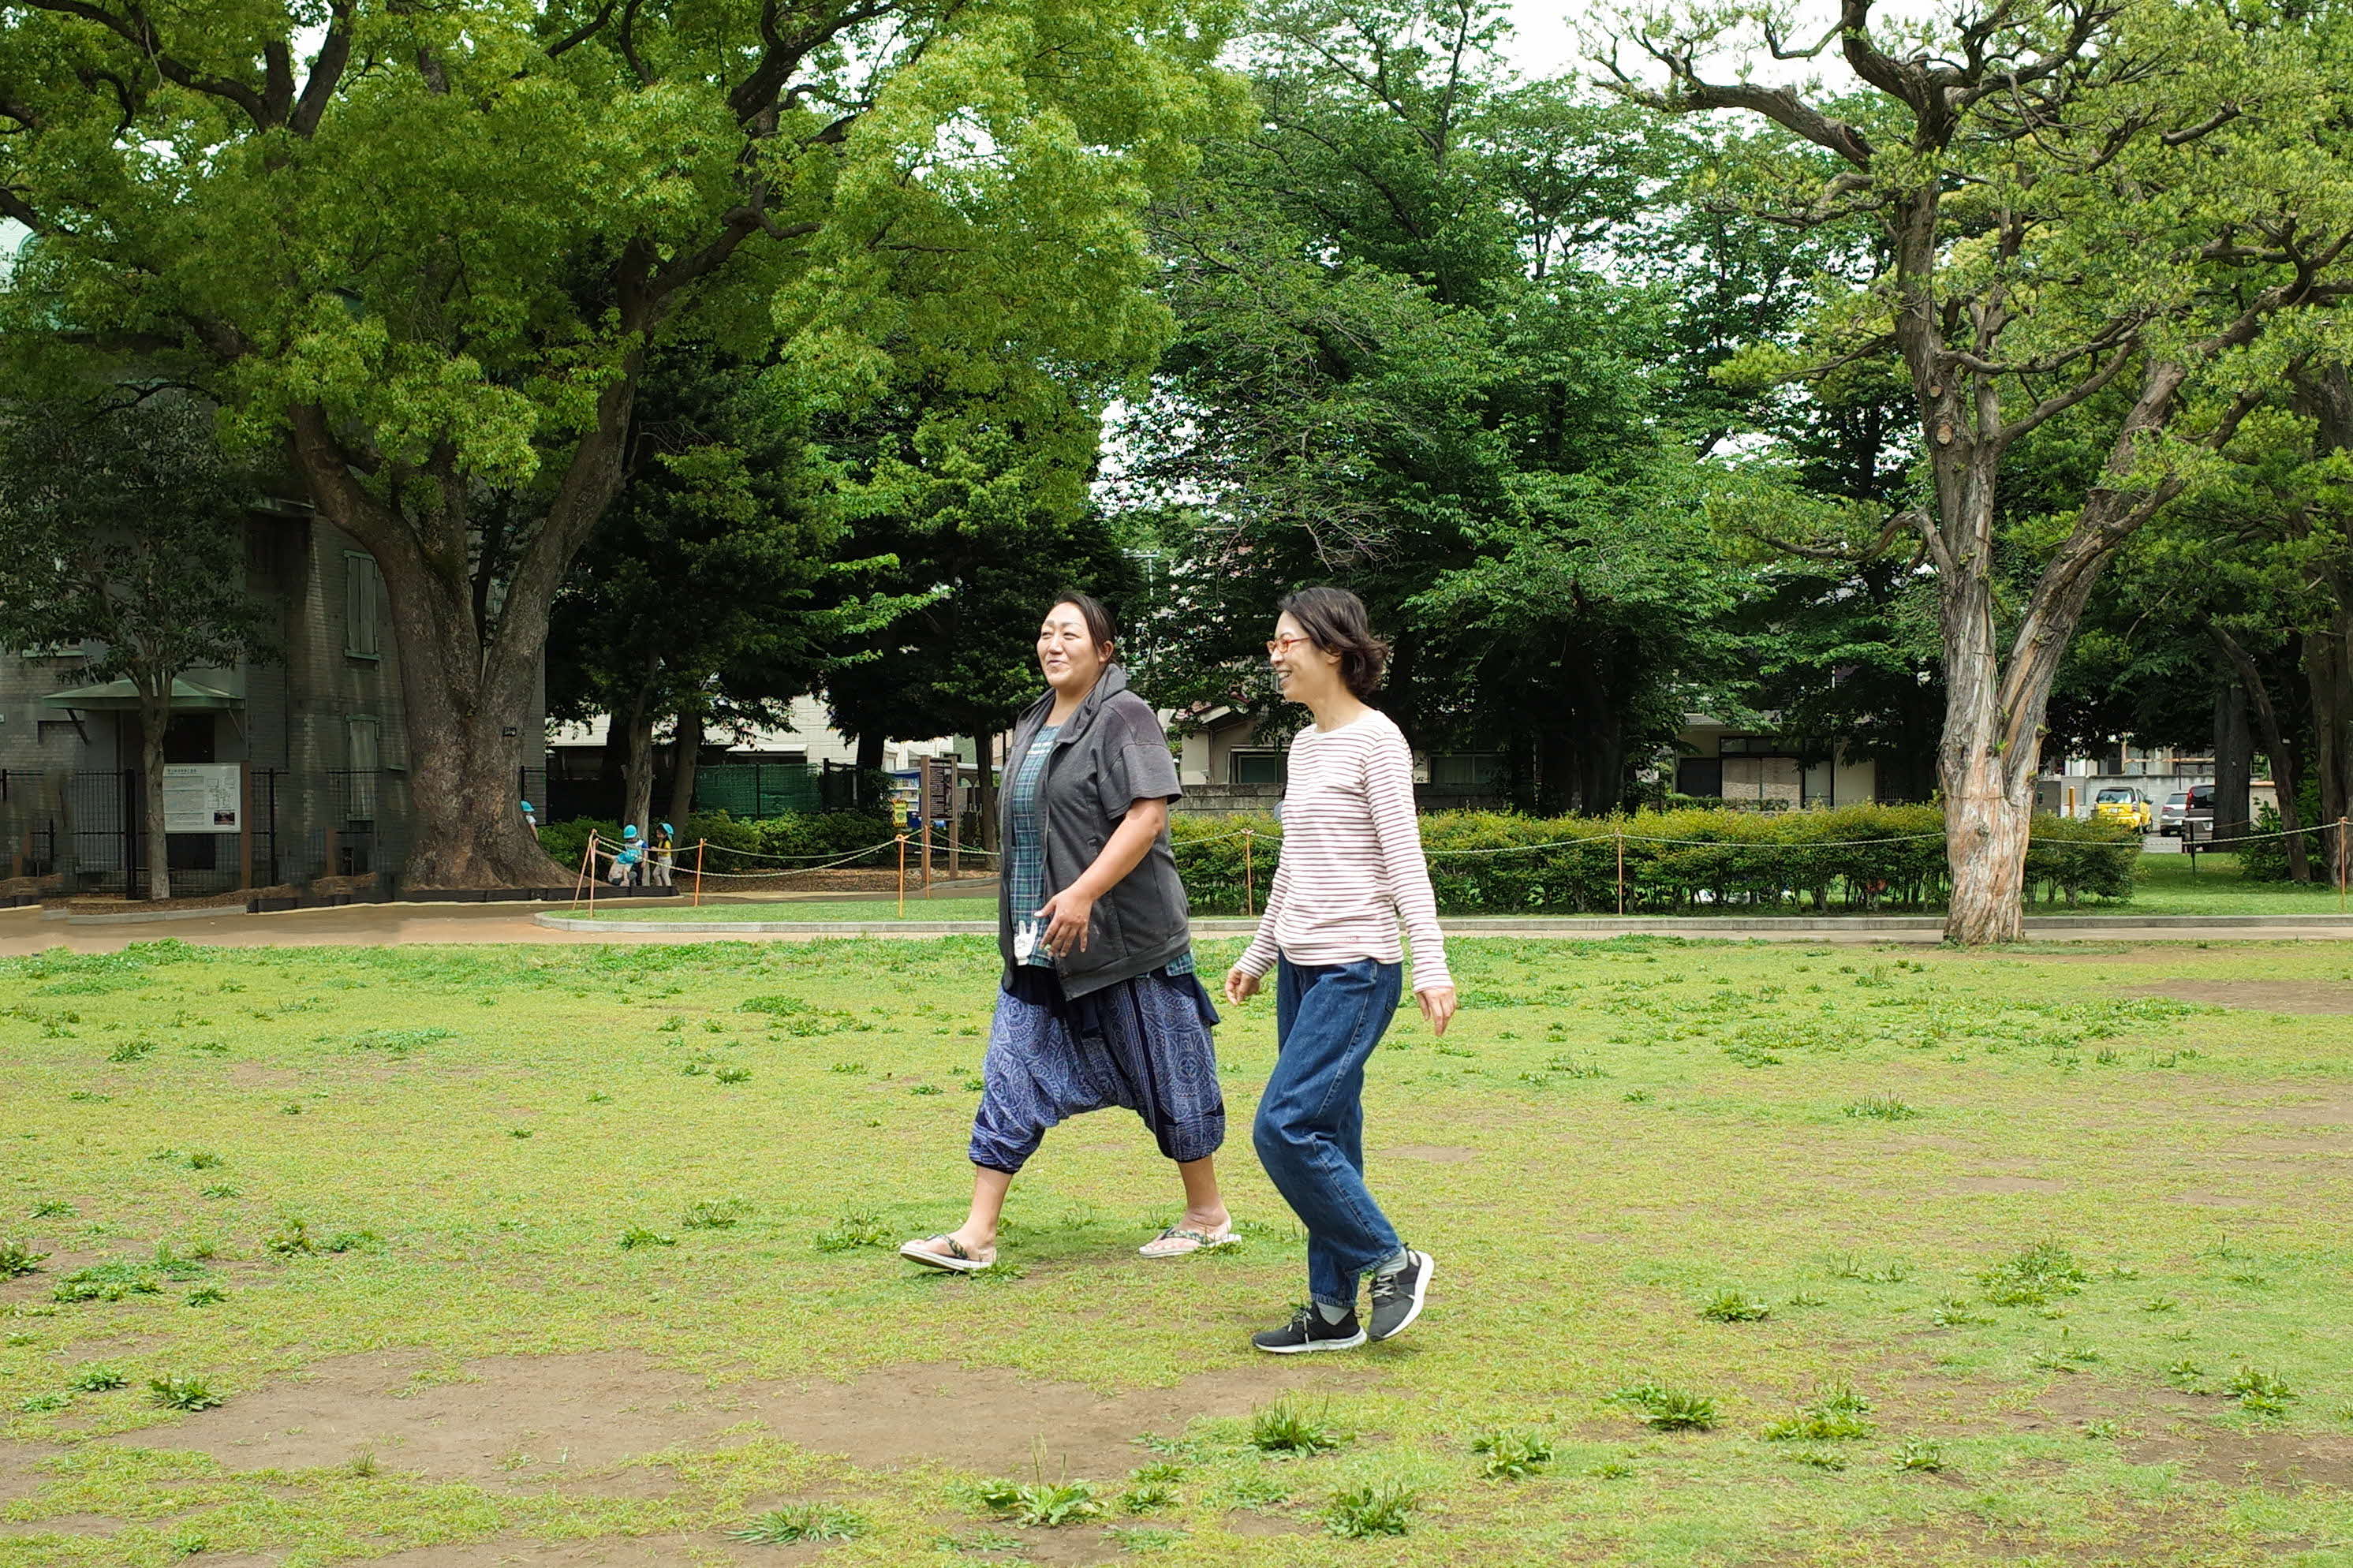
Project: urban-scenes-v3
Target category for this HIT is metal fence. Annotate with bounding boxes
[2,769,60,879]
[693,762,824,817]
[0,765,418,898]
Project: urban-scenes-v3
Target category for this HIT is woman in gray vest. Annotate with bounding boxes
[901,592,1234,1271]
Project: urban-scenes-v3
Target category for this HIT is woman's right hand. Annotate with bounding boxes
[1224,967,1261,1006]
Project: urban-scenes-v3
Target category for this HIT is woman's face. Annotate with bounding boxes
[1267,610,1339,704]
[1038,603,1107,695]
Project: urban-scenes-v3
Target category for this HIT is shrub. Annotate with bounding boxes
[1168,805,2136,915]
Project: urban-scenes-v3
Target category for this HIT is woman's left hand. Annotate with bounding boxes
[1036,888,1096,958]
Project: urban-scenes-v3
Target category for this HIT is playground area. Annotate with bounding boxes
[2,931,2348,1566]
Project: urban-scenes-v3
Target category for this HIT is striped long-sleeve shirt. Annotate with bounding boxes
[1233,708,1451,994]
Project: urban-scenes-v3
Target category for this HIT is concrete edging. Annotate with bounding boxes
[531,910,2353,938]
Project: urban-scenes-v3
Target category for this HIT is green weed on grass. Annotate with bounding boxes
[2227,1366,2295,1418]
[1981,1241,2092,1307]
[1250,1396,1345,1454]
[1612,1383,1717,1431]
[814,1210,890,1252]
[973,1477,1100,1528]
[1327,1480,1417,1538]
[1699,1290,1771,1323]
[148,1375,223,1411]
[0,1239,48,1278]
[1471,1428,1556,1480]
[726,1504,865,1544]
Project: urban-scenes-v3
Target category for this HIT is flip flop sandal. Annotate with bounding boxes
[899,1234,997,1272]
[1137,1224,1239,1260]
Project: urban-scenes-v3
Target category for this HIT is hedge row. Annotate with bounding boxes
[540,808,900,875]
[1170,805,2139,916]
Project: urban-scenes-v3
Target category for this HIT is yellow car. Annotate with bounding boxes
[2090,785,2153,831]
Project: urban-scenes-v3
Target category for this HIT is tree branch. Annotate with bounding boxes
[1997,334,2141,442]
[14,0,277,128]
[291,1,356,138]
[544,0,619,58]
[1604,36,1876,168]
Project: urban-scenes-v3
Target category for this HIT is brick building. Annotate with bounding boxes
[0,499,547,897]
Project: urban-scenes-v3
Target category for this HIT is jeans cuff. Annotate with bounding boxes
[1311,1292,1354,1312]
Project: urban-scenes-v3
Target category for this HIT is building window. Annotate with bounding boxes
[1229,749,1286,786]
[344,716,381,821]
[345,552,382,659]
[1429,753,1500,789]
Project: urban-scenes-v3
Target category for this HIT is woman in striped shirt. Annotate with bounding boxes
[1225,586,1457,1353]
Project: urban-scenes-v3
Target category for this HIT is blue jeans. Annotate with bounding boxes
[1253,958,1408,1310]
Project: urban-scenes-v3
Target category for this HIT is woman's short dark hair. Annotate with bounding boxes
[1279,585,1388,697]
[1048,590,1118,659]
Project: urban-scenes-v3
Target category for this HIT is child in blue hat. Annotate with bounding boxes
[609,823,644,887]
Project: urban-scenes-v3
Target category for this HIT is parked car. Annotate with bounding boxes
[2090,785,2153,831]
[2158,785,2217,837]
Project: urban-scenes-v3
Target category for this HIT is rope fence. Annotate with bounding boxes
[559,812,2353,921]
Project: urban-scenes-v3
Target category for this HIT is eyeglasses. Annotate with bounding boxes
[1265,634,1313,656]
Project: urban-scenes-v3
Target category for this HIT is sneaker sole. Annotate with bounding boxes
[1253,1331,1368,1354]
[1369,1252,1434,1341]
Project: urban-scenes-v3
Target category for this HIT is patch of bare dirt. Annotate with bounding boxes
[2172,1191,2261,1208]
[0,1514,121,1539]
[280,1536,773,1568]
[2033,1376,2353,1491]
[112,1352,1376,1487]
[2127,980,2353,1014]
[0,1450,39,1506]
[747,1362,1372,1475]
[1378,1144,1477,1163]
[1943,1175,2068,1195]
[1222,1510,1316,1537]
[225,1063,304,1091]
[0,1249,104,1309]
[997,1527,1119,1566]
[2213,1095,2353,1130]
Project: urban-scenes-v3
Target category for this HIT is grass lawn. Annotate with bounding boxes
[2,934,2350,1566]
[2081,854,2352,917]
[597,854,2351,924]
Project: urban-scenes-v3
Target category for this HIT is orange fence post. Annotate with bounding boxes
[692,839,706,907]
[2340,816,2349,914]
[585,831,599,919]
[570,832,595,914]
[1616,829,1626,917]
[1242,828,1254,918]
[897,834,909,919]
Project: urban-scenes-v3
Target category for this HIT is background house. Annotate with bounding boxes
[0,502,546,896]
[1671,716,1884,807]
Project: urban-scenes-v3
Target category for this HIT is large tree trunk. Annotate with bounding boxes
[286,371,638,888]
[137,685,171,902]
[2213,624,2310,880]
[2213,680,2252,844]
[970,732,996,855]
[2300,366,2353,875]
[1938,562,2043,944]
[668,706,704,827]
[619,692,656,838]
[2311,613,2353,872]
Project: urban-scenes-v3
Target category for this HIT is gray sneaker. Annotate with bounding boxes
[1368,1250,1434,1341]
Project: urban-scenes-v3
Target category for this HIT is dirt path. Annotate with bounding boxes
[10,899,2353,955]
